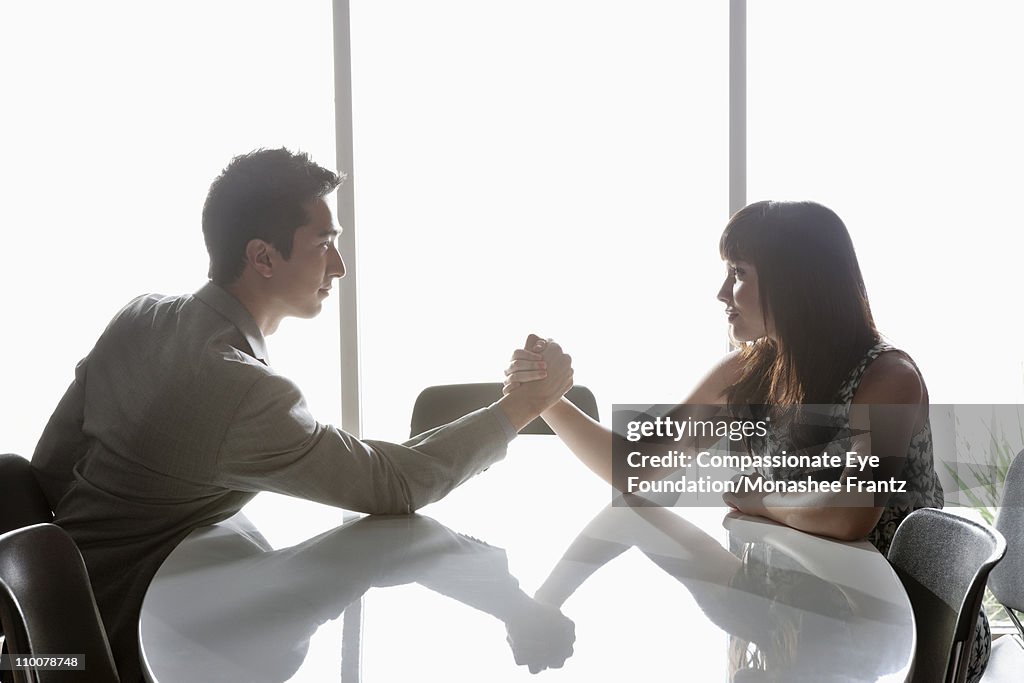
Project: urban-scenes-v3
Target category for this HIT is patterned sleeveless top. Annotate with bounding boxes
[749,341,944,555]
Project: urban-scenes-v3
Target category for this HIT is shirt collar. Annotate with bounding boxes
[194,281,270,363]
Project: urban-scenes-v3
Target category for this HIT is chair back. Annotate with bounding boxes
[410,383,599,437]
[988,449,1024,634]
[887,508,1006,683]
[0,455,52,535]
[0,524,119,683]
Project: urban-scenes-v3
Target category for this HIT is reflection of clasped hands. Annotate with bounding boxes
[499,334,574,429]
[505,600,576,673]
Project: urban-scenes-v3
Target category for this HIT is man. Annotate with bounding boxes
[31,148,572,682]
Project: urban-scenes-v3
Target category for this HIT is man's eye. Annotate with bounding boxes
[734,268,745,279]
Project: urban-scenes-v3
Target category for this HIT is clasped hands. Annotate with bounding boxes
[501,334,573,415]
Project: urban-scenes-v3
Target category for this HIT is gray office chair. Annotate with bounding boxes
[0,524,119,683]
[410,383,599,438]
[980,449,1024,682]
[0,455,52,535]
[887,508,1006,683]
[0,454,53,665]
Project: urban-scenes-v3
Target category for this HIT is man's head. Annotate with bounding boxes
[203,148,342,286]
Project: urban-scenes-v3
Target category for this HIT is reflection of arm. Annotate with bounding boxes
[535,533,631,607]
[627,505,741,584]
[215,373,512,514]
[205,517,525,626]
[540,353,741,489]
[412,526,554,623]
[390,518,575,674]
[31,356,91,509]
[536,503,741,608]
[204,516,555,630]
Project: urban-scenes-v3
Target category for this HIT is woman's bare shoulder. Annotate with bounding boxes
[853,351,926,405]
[681,350,744,404]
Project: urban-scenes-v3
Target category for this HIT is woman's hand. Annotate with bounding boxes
[722,472,768,516]
[503,335,554,394]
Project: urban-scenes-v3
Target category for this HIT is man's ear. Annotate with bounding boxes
[244,239,277,279]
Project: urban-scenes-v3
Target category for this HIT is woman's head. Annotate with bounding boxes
[718,201,879,405]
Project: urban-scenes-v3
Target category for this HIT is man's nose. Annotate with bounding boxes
[329,244,346,279]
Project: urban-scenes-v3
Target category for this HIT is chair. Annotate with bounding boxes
[410,383,599,438]
[0,455,53,677]
[0,524,119,683]
[980,449,1024,682]
[887,508,1006,683]
[0,455,52,535]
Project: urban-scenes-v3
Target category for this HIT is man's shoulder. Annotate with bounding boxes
[98,290,264,372]
[106,291,191,326]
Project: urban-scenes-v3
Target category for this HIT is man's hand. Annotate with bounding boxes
[502,334,550,394]
[495,334,573,432]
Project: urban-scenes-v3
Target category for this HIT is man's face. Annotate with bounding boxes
[268,197,345,319]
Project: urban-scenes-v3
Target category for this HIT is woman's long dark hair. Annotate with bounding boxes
[720,201,879,407]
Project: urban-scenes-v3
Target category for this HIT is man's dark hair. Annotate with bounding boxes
[202,148,342,285]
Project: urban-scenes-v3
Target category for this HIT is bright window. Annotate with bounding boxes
[0,1,339,456]
[747,0,1024,403]
[350,1,731,440]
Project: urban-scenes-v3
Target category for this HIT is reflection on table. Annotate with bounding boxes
[538,501,913,682]
[139,437,914,682]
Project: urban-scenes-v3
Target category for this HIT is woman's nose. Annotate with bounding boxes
[716,276,733,304]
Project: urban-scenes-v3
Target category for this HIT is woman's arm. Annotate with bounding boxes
[506,347,742,489]
[724,483,884,542]
[725,353,927,541]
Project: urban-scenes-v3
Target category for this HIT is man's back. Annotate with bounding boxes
[33,286,275,681]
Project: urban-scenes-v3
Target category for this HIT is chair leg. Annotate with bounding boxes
[1006,606,1024,641]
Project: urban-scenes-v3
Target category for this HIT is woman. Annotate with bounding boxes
[505,200,989,681]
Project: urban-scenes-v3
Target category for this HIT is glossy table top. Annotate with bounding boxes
[139,437,915,682]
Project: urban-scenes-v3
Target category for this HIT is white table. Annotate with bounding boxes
[139,437,915,682]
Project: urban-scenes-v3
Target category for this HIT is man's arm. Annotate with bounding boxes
[214,341,573,514]
[31,357,91,510]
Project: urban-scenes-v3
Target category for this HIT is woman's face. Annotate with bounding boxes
[717,260,772,342]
